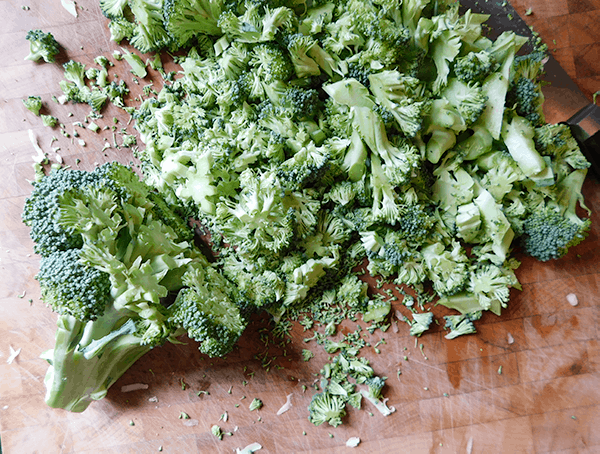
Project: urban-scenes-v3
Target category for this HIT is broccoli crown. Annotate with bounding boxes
[22,163,193,257]
[521,208,591,262]
[36,249,112,322]
[25,29,61,63]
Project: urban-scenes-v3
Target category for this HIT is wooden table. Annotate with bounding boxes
[1,1,599,453]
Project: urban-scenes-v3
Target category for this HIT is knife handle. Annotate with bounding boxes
[563,103,600,180]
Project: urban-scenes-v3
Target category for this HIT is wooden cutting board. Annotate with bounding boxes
[1,1,599,453]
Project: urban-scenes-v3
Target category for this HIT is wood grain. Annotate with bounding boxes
[1,1,599,453]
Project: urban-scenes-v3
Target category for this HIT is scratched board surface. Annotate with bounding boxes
[1,1,599,453]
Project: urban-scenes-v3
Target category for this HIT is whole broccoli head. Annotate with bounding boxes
[25,29,61,63]
[25,163,222,412]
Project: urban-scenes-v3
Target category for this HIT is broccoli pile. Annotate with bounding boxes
[23,0,593,424]
[23,163,248,412]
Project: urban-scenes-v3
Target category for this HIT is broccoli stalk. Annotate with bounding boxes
[41,312,154,412]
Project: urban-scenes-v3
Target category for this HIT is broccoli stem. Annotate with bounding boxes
[42,314,152,412]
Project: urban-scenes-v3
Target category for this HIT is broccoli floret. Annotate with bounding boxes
[506,51,547,126]
[218,4,294,43]
[535,123,591,179]
[94,55,110,68]
[362,298,391,323]
[358,375,395,416]
[521,169,591,261]
[87,87,109,112]
[23,95,43,115]
[442,78,488,125]
[41,114,59,128]
[453,50,497,84]
[168,265,248,357]
[163,0,224,47]
[307,390,347,427]
[286,33,321,78]
[249,43,294,84]
[99,0,129,19]
[63,60,87,89]
[108,17,136,43]
[280,87,320,121]
[25,29,61,63]
[422,241,469,297]
[408,312,433,336]
[128,0,174,53]
[367,70,432,137]
[443,311,481,339]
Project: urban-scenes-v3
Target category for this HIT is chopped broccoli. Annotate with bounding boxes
[308,390,347,427]
[163,0,224,47]
[453,50,497,84]
[41,114,59,128]
[408,312,434,337]
[443,311,481,339]
[25,29,61,63]
[507,51,547,126]
[521,169,591,261]
[23,95,43,115]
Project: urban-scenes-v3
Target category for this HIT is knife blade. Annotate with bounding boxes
[457,0,600,177]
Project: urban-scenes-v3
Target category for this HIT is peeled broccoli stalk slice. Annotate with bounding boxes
[502,115,547,177]
[362,298,391,323]
[458,125,493,161]
[472,189,515,263]
[344,130,368,182]
[121,48,147,78]
[409,312,433,337]
[476,32,523,140]
[438,292,502,316]
[358,388,395,416]
[42,314,152,412]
